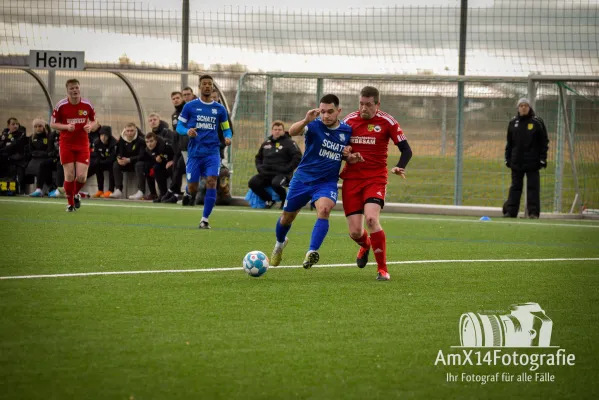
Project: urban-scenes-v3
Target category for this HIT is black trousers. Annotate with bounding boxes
[248,173,289,203]
[95,161,115,192]
[114,161,145,192]
[35,158,56,190]
[503,169,541,217]
[138,161,172,196]
[169,155,185,193]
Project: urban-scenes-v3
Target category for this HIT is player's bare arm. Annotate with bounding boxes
[83,119,98,133]
[289,108,319,136]
[51,122,75,132]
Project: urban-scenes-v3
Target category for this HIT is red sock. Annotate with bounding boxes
[64,180,75,206]
[350,230,371,249]
[74,180,85,194]
[370,230,387,273]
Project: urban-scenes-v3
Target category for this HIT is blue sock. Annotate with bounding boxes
[203,188,217,219]
[309,218,329,251]
[275,217,292,243]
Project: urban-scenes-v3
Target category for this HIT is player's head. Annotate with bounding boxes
[32,118,46,134]
[145,131,158,150]
[171,91,184,106]
[198,75,215,99]
[359,86,380,120]
[148,113,161,130]
[181,87,195,102]
[123,122,137,141]
[319,94,341,127]
[210,88,221,103]
[271,120,285,139]
[6,117,19,132]
[65,79,81,102]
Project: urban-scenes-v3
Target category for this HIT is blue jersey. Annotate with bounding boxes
[292,119,352,184]
[177,99,230,157]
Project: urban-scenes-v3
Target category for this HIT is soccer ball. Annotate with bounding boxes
[243,251,269,277]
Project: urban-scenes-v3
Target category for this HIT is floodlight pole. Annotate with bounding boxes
[181,0,190,88]
[454,0,468,205]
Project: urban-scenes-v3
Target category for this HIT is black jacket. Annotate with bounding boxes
[29,131,52,159]
[141,136,175,168]
[255,133,302,177]
[0,127,28,163]
[152,120,179,155]
[93,135,118,167]
[505,108,549,171]
[172,103,188,152]
[116,130,145,164]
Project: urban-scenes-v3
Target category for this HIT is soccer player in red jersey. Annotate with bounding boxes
[50,79,97,212]
[341,86,413,281]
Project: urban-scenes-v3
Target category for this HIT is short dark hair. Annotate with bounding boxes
[319,94,340,108]
[65,79,80,88]
[171,91,182,97]
[360,86,380,104]
[182,86,194,93]
[271,120,285,129]
[6,117,18,126]
[145,132,157,141]
[199,74,214,82]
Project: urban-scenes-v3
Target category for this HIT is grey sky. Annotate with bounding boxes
[1,0,597,75]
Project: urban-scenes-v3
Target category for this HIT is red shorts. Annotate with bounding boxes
[59,145,90,165]
[342,179,387,216]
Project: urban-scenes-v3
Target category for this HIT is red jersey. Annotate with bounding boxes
[340,110,406,181]
[51,98,96,149]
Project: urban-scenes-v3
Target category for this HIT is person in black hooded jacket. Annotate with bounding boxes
[26,118,53,196]
[91,125,118,198]
[0,117,28,193]
[110,123,146,199]
[139,132,175,201]
[503,98,549,219]
[248,121,302,208]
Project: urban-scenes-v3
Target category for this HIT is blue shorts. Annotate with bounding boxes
[283,178,339,212]
[186,154,220,183]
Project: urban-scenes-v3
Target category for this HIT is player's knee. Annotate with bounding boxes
[349,230,363,240]
[206,177,217,188]
[316,206,332,219]
[280,213,295,225]
[76,175,86,184]
[365,216,380,230]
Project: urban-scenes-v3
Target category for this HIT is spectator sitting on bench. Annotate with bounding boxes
[248,120,302,209]
[0,117,28,193]
[140,131,175,201]
[110,123,145,199]
[92,125,118,198]
[27,118,54,196]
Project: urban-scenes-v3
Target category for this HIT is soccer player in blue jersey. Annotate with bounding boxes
[270,94,364,269]
[176,75,232,229]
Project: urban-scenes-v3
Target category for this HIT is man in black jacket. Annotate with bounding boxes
[248,121,302,208]
[110,123,146,199]
[161,91,187,203]
[0,117,28,193]
[27,119,53,196]
[92,126,117,198]
[503,98,550,219]
[139,132,175,201]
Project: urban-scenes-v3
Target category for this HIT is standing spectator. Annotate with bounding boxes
[503,98,549,219]
[159,92,186,203]
[0,117,28,193]
[27,118,53,196]
[248,121,302,209]
[181,86,197,103]
[176,75,233,228]
[91,126,117,198]
[210,88,234,160]
[110,123,145,199]
[139,132,175,201]
[49,79,98,212]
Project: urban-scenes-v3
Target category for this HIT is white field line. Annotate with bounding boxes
[1,198,598,229]
[1,258,598,280]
